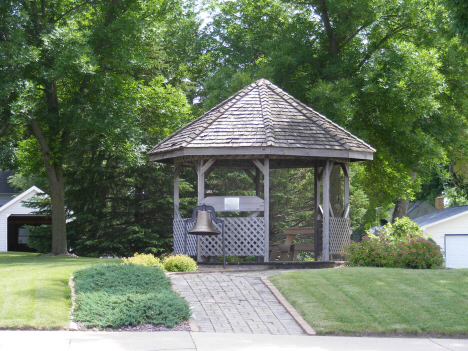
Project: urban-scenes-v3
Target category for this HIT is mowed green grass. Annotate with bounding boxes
[0,252,120,329]
[270,267,468,335]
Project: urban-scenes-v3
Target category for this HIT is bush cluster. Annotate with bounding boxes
[343,236,444,269]
[344,217,443,269]
[163,254,198,272]
[73,264,190,328]
[122,253,164,270]
[122,253,197,272]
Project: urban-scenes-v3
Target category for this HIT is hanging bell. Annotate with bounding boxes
[188,210,221,235]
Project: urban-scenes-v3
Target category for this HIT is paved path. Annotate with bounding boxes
[1,331,467,351]
[170,270,304,335]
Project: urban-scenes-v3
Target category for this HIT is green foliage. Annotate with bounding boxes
[0,0,196,255]
[200,0,468,225]
[369,217,425,241]
[445,0,468,43]
[122,253,164,270]
[26,225,52,254]
[396,238,445,269]
[343,236,444,269]
[73,264,190,328]
[163,255,198,272]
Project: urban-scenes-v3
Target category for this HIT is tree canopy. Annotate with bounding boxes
[3,0,468,254]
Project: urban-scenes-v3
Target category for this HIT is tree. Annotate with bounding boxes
[199,0,468,226]
[0,0,192,255]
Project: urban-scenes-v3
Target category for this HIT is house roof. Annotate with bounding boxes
[0,170,18,194]
[414,205,468,229]
[148,79,375,164]
[0,186,44,214]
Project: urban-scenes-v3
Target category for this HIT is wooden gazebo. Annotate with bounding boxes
[148,79,375,262]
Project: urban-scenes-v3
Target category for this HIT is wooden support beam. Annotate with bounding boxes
[342,204,350,218]
[243,168,256,182]
[201,158,216,175]
[263,158,270,262]
[174,163,181,219]
[322,160,332,262]
[252,159,266,174]
[317,167,324,181]
[318,205,324,217]
[343,163,350,218]
[340,163,349,178]
[255,168,261,197]
[204,167,215,179]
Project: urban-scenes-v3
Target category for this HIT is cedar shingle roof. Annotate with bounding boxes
[148,79,375,161]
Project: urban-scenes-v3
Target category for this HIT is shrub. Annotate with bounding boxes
[122,253,164,270]
[343,237,398,268]
[163,255,197,272]
[73,264,190,328]
[343,236,444,269]
[369,217,424,242]
[396,237,444,269]
[26,225,52,253]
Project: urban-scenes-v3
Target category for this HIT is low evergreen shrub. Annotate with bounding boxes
[122,253,164,270]
[73,264,190,328]
[163,255,197,272]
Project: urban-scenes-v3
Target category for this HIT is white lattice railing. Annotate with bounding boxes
[329,217,351,254]
[173,217,265,256]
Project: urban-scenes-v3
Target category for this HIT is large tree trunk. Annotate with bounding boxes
[392,198,409,223]
[30,119,68,255]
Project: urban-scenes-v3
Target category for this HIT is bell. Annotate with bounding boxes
[188,210,221,235]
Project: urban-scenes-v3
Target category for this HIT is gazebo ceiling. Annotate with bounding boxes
[148,79,375,167]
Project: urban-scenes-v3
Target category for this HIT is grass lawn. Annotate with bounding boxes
[270,267,468,336]
[0,252,120,330]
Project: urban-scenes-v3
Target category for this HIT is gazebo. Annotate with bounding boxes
[148,79,375,262]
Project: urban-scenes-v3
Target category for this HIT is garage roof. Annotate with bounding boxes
[414,205,468,229]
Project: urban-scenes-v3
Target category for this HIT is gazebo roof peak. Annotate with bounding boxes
[148,79,375,162]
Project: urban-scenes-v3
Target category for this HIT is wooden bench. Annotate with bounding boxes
[269,227,315,261]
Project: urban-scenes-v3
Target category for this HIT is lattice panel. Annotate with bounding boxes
[330,217,351,254]
[173,217,265,257]
[200,217,265,256]
[173,219,197,255]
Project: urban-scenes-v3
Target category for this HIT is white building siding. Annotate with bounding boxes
[421,212,468,253]
[0,187,43,252]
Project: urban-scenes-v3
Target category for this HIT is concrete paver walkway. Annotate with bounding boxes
[170,270,303,335]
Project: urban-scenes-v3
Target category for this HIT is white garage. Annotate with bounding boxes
[414,205,468,269]
[445,234,468,269]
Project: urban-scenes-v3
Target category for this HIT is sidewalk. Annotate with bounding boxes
[0,331,467,351]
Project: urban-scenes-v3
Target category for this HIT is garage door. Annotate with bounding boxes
[445,234,468,269]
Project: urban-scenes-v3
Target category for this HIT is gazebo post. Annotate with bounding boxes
[174,163,181,219]
[264,157,270,262]
[194,160,204,262]
[313,163,320,260]
[322,160,333,262]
